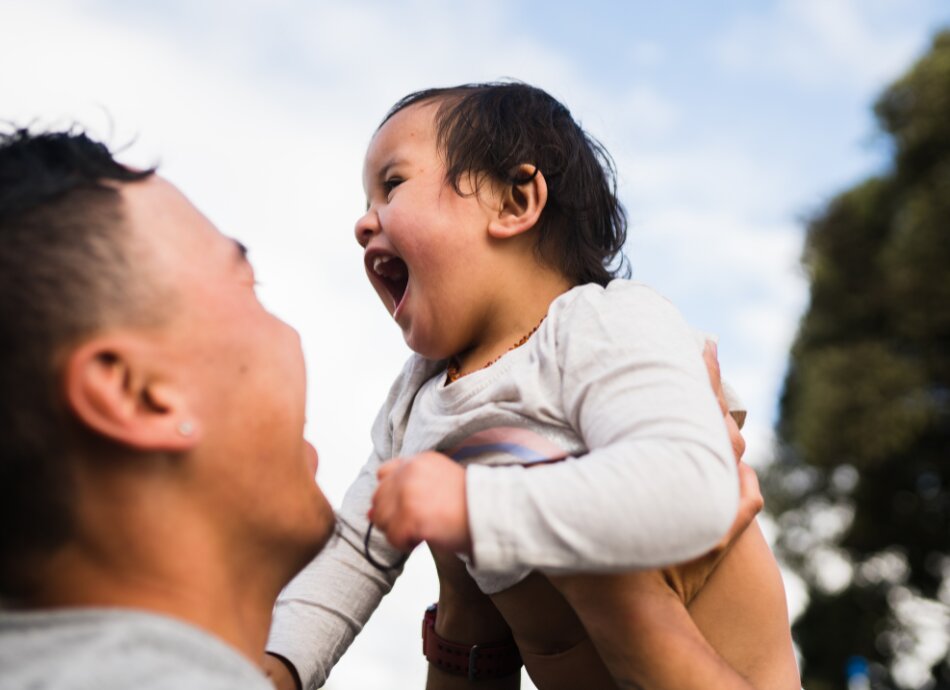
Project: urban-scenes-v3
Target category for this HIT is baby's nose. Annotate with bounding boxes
[354,209,379,247]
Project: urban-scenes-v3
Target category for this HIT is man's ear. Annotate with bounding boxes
[488,164,548,240]
[64,336,200,452]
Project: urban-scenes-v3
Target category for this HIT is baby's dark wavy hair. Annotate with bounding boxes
[383,81,630,287]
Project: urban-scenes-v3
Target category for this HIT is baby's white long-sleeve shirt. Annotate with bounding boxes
[267,280,739,689]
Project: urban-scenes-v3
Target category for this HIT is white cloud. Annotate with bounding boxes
[611,85,680,138]
[714,0,933,91]
[621,197,808,430]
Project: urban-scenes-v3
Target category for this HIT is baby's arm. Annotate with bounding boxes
[372,340,759,573]
[471,283,739,572]
[373,284,750,572]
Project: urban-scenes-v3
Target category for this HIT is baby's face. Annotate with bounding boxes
[355,102,504,360]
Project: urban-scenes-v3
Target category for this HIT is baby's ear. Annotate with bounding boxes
[488,164,548,240]
[64,335,201,453]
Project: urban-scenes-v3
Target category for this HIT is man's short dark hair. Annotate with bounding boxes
[383,82,630,287]
[0,128,154,597]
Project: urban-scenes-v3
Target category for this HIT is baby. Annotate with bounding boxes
[266,83,798,690]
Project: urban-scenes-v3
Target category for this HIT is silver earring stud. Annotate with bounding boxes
[177,421,195,437]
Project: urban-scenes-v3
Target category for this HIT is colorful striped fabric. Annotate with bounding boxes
[445,427,569,466]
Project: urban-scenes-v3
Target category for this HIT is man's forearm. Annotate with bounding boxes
[608,595,755,690]
[552,572,755,690]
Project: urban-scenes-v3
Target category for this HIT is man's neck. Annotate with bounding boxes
[24,526,282,665]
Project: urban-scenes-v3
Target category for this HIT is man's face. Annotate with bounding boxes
[122,177,334,572]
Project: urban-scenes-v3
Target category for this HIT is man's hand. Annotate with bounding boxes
[702,341,763,548]
[703,341,746,460]
[658,343,764,606]
[370,451,472,556]
[261,653,301,690]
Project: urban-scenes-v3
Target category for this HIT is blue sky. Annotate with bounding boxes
[3,1,949,687]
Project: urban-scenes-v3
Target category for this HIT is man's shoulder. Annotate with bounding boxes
[0,608,272,690]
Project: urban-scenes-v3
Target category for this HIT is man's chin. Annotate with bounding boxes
[289,498,337,573]
[311,505,337,554]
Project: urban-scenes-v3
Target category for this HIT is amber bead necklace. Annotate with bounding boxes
[445,316,546,384]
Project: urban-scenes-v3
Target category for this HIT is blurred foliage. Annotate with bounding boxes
[765,30,950,690]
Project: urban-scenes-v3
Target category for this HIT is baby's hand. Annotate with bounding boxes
[370,451,472,556]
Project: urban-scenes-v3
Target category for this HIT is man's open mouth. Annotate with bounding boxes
[367,253,409,311]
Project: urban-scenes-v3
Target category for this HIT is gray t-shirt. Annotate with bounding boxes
[0,608,273,690]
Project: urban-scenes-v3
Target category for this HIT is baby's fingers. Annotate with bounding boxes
[377,457,406,482]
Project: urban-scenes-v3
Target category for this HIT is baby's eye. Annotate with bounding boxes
[383,177,403,196]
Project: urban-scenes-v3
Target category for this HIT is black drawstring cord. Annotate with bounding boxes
[363,522,409,573]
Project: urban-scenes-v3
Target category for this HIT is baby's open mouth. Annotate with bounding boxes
[369,254,409,310]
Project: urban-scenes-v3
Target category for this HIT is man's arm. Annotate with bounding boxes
[265,490,403,690]
[553,569,757,690]
[262,653,301,690]
[658,341,761,604]
[265,356,442,690]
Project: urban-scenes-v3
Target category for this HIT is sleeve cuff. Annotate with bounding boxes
[266,602,325,690]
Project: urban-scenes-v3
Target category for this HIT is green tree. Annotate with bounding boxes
[766,30,950,690]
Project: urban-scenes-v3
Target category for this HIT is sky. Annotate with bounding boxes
[3,1,949,688]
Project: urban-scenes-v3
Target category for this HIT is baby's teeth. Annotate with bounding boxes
[373,256,391,273]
